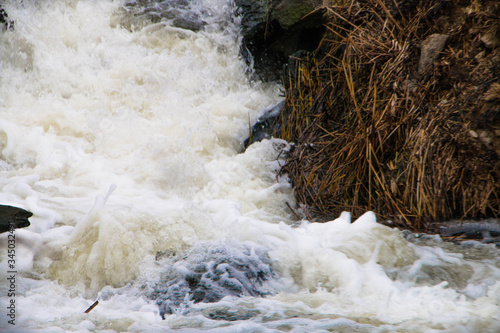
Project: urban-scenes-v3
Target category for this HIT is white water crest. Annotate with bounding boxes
[1,1,499,332]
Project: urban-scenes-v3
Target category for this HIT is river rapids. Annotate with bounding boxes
[1,1,499,332]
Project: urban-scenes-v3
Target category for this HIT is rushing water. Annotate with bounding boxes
[1,1,499,332]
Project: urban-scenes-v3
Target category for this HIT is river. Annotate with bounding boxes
[1,0,499,332]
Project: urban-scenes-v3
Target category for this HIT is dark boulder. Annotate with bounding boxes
[244,100,285,148]
[0,205,32,233]
[235,0,327,82]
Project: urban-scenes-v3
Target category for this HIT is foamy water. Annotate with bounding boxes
[1,1,499,332]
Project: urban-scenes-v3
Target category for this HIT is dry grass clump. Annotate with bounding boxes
[278,0,500,231]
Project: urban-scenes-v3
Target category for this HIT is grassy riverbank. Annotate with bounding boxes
[277,0,500,232]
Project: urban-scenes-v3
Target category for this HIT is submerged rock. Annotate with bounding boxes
[115,0,207,32]
[0,5,14,31]
[202,305,260,321]
[147,242,282,319]
[0,205,32,233]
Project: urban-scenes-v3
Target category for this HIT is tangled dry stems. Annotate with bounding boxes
[278,0,500,231]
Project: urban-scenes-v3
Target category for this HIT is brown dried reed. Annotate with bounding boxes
[277,0,500,231]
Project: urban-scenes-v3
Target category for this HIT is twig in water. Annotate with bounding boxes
[286,201,302,220]
[84,300,99,314]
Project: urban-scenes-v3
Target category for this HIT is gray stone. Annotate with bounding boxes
[418,34,449,74]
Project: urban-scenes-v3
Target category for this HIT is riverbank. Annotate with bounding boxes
[241,0,500,233]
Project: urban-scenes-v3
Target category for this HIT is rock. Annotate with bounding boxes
[0,205,32,233]
[235,0,270,40]
[244,100,285,147]
[437,219,500,246]
[418,33,449,74]
[202,306,260,321]
[484,82,500,101]
[235,0,327,81]
[273,0,322,30]
[147,242,280,319]
[115,0,206,32]
[0,5,14,31]
[480,31,500,49]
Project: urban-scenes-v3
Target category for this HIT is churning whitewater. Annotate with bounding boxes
[1,0,499,332]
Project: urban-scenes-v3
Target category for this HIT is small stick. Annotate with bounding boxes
[286,202,302,220]
[84,300,99,314]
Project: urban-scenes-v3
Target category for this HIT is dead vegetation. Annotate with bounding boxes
[277,0,500,231]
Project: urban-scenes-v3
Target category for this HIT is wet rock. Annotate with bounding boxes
[147,242,281,319]
[236,0,327,81]
[116,0,206,32]
[202,306,260,321]
[0,5,15,31]
[235,0,269,40]
[244,100,285,147]
[0,205,32,233]
[437,219,500,246]
[273,0,322,30]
